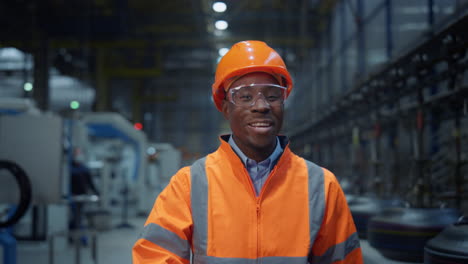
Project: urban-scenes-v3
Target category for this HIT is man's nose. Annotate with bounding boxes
[251,93,271,110]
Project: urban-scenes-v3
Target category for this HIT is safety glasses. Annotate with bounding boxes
[226,84,287,108]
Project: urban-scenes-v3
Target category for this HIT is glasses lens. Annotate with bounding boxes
[230,85,286,107]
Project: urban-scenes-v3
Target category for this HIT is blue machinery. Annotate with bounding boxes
[0,229,16,264]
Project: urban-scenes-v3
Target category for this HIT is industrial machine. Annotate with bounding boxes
[140,142,182,216]
[0,98,66,264]
[82,112,148,227]
[424,216,468,263]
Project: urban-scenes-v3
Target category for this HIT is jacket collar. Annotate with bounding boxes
[218,134,291,166]
[219,134,289,147]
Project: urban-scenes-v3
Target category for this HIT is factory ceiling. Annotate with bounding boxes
[6,1,465,155]
[0,0,336,113]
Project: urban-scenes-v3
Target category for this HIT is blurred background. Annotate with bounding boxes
[0,0,467,263]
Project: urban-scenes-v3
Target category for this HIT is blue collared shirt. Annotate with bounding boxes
[228,135,283,196]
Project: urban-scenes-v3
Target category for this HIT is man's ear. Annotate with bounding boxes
[221,99,230,120]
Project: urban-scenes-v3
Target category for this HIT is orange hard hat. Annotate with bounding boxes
[212,40,293,111]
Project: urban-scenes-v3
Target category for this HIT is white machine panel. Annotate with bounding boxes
[153,143,182,186]
[0,114,64,204]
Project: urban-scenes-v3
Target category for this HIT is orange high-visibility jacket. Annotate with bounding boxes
[133,136,363,264]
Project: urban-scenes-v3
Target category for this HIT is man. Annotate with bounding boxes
[133,40,363,263]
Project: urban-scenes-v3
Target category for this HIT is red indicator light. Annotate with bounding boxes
[134,122,143,130]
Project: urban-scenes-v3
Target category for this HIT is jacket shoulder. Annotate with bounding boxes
[301,158,324,176]
[300,158,342,191]
[167,166,192,193]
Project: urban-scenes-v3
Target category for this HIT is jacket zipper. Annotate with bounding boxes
[256,167,278,264]
[256,201,261,264]
[244,166,279,264]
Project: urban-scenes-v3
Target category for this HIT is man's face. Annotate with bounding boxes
[222,72,284,160]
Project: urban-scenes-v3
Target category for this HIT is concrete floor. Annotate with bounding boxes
[8,216,420,264]
[13,216,145,264]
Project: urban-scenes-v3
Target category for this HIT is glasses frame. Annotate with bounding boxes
[226,83,288,108]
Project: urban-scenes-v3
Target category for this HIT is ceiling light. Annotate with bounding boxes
[212,2,227,13]
[215,20,228,30]
[218,48,229,57]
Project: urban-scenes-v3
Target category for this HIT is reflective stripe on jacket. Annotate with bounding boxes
[132,136,363,264]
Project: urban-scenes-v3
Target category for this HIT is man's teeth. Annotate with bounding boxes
[250,123,270,127]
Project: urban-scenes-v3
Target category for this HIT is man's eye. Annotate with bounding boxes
[267,96,280,101]
[239,95,253,101]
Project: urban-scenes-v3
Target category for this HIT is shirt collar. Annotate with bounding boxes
[228,135,283,168]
